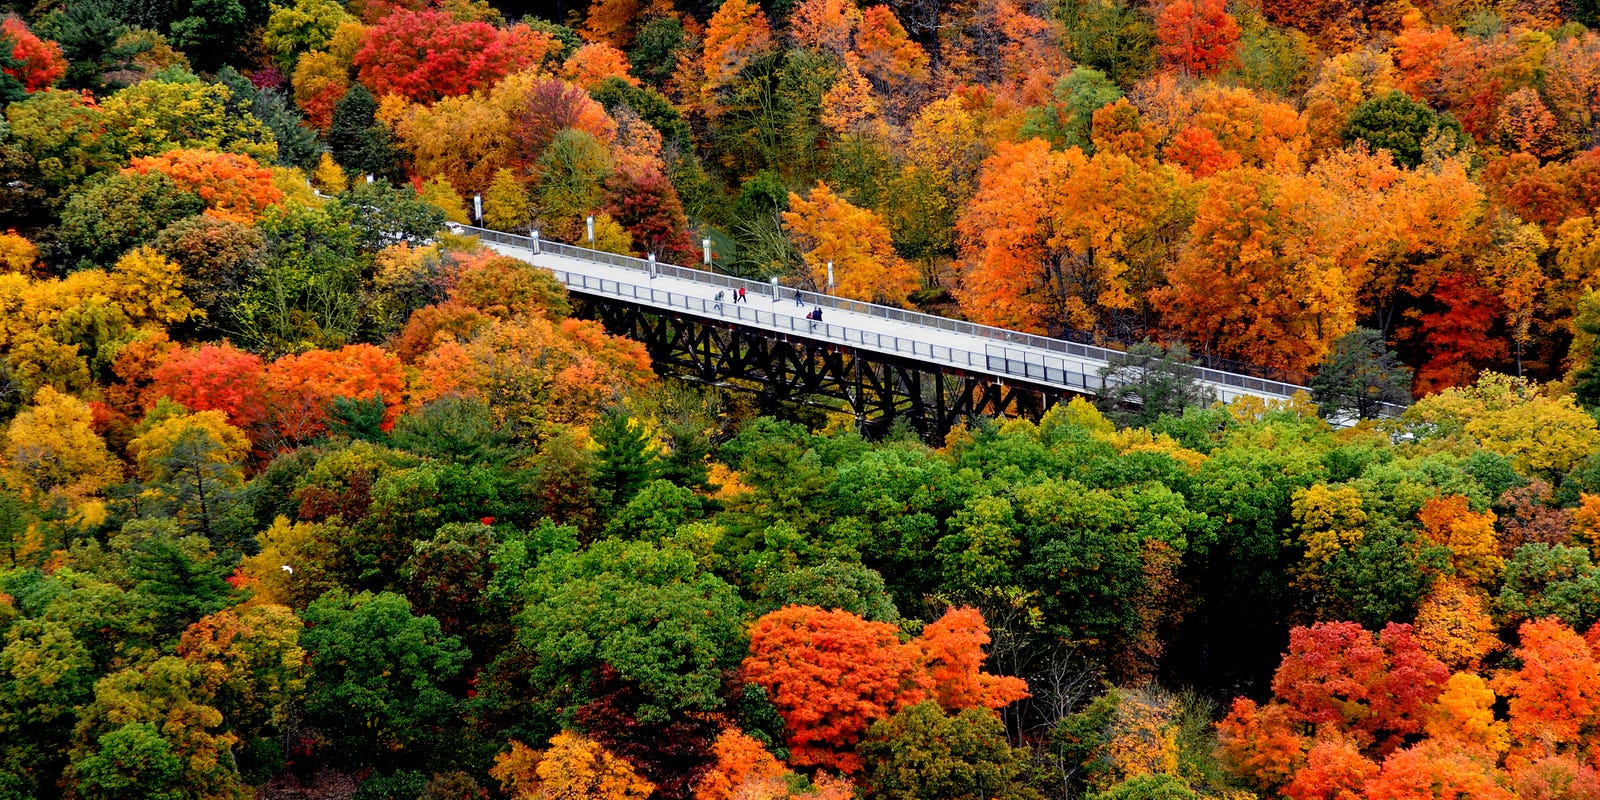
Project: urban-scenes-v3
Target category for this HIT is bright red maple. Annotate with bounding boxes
[1155,0,1239,76]
[353,10,537,104]
[2,17,65,92]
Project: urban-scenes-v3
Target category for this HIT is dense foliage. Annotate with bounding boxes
[3,0,1600,798]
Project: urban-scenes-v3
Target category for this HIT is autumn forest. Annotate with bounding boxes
[3,0,1600,796]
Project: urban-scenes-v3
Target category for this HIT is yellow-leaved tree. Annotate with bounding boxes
[1291,484,1368,571]
[781,182,916,305]
[2,386,120,515]
[491,732,655,800]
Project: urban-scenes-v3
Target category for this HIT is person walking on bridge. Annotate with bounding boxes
[794,289,804,306]
[736,286,746,304]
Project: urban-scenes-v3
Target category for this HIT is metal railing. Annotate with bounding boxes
[452,224,1310,400]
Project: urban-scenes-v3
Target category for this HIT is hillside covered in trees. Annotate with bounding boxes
[4,0,1600,797]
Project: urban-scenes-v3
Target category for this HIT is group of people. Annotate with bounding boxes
[711,286,822,329]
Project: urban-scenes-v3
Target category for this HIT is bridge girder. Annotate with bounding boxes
[582,296,1082,440]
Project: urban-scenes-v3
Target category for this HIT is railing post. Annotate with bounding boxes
[530,231,540,255]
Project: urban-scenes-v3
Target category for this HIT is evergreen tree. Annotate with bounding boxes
[328,84,405,182]
[593,408,659,508]
[1309,328,1413,422]
[1095,341,1216,428]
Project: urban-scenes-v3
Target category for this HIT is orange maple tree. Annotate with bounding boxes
[1492,618,1600,763]
[700,0,772,97]
[1269,622,1448,750]
[1364,742,1513,800]
[741,605,1026,773]
[263,344,406,444]
[918,606,1030,711]
[781,182,917,304]
[1280,735,1377,800]
[148,344,272,436]
[125,149,285,224]
[741,605,928,772]
[1216,697,1307,790]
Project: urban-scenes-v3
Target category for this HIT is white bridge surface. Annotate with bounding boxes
[452,224,1312,405]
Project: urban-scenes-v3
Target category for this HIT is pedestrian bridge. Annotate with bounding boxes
[450,223,1315,436]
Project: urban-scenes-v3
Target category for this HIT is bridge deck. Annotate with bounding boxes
[454,225,1311,406]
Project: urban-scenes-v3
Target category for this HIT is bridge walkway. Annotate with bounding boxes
[451,224,1313,407]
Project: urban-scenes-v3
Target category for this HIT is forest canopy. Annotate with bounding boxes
[3,0,1600,797]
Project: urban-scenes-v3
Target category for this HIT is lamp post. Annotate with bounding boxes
[647,252,656,278]
[826,260,834,293]
[586,215,595,244]
[473,194,482,225]
[702,238,712,268]
[531,230,541,255]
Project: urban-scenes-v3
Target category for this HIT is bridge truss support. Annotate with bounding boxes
[584,297,1083,440]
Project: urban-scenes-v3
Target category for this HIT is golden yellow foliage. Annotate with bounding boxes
[1418,495,1503,587]
[1424,672,1509,754]
[782,182,917,304]
[491,732,655,800]
[0,232,41,276]
[127,410,251,482]
[312,152,347,193]
[1292,484,1367,568]
[1572,493,1600,557]
[418,175,470,224]
[1403,373,1600,479]
[1412,580,1501,670]
[237,517,340,609]
[111,247,197,327]
[1104,688,1181,784]
[2,386,122,505]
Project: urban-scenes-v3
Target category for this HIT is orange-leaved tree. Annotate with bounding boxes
[918,606,1029,711]
[1279,734,1377,800]
[957,139,1181,335]
[1268,622,1449,750]
[742,605,926,772]
[353,9,537,103]
[125,149,285,224]
[1364,741,1513,800]
[1155,167,1357,372]
[491,732,655,800]
[563,42,639,90]
[1216,698,1308,790]
[1,17,65,91]
[781,182,917,304]
[701,0,772,98]
[692,729,791,800]
[148,344,271,437]
[263,344,405,446]
[1417,496,1503,588]
[1491,618,1600,764]
[741,605,1026,773]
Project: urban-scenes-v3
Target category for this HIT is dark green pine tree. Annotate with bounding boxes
[1309,328,1413,422]
[1095,340,1216,429]
[592,408,660,509]
[328,84,406,182]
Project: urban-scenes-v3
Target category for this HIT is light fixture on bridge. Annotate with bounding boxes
[531,230,541,254]
[586,215,595,244]
[648,252,656,278]
[827,260,834,292]
[703,238,712,266]
[473,194,482,224]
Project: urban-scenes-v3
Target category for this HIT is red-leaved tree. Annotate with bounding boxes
[2,17,65,92]
[353,10,536,104]
[1155,0,1239,76]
